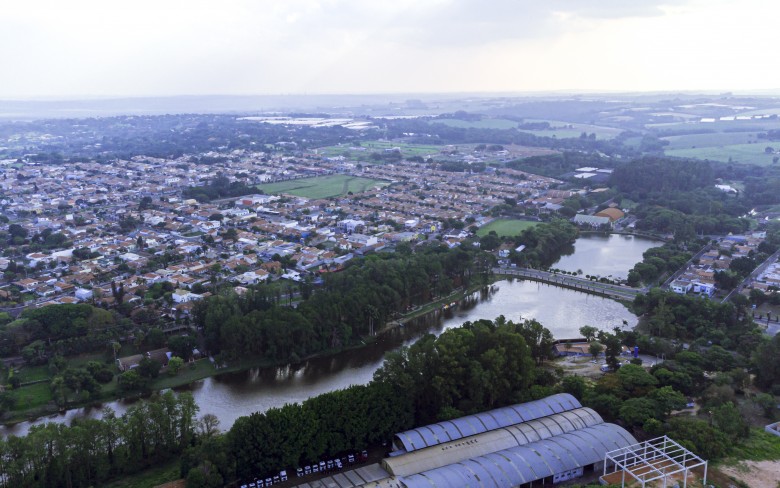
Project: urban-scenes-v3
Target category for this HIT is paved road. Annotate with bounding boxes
[660,243,711,290]
[722,247,780,303]
[495,267,643,301]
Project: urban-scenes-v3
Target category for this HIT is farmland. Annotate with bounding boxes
[665,143,779,166]
[257,174,390,199]
[477,219,539,237]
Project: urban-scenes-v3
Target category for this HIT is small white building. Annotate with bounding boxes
[670,279,693,294]
[172,289,202,304]
[75,288,93,301]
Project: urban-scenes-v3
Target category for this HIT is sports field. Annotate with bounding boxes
[477,219,539,237]
[257,174,389,199]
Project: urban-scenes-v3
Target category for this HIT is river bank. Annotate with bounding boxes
[1,279,496,429]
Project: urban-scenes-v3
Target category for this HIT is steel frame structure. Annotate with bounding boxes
[602,435,708,487]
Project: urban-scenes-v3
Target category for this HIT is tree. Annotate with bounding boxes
[619,397,658,426]
[649,386,686,417]
[589,341,604,360]
[561,375,586,400]
[579,325,598,341]
[168,356,184,376]
[137,357,162,379]
[198,413,221,438]
[479,232,501,252]
[169,335,197,361]
[712,402,749,441]
[117,369,145,392]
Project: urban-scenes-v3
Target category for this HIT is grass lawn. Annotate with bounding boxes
[257,174,389,199]
[15,364,51,383]
[9,381,53,411]
[151,359,216,390]
[665,143,779,166]
[726,428,780,462]
[104,459,181,488]
[477,219,539,237]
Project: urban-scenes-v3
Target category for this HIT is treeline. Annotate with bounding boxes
[632,289,762,356]
[383,119,636,157]
[627,242,692,286]
[182,173,257,203]
[194,245,489,362]
[0,304,120,359]
[506,151,614,179]
[509,219,579,267]
[0,392,199,488]
[1,114,369,160]
[611,157,714,194]
[611,158,749,237]
[185,316,547,486]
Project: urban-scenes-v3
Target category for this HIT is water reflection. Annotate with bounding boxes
[2,279,636,437]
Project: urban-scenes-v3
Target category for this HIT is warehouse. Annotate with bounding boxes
[384,393,637,487]
[296,394,637,488]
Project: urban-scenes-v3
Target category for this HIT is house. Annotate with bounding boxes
[671,279,693,294]
[172,289,202,304]
[692,281,715,297]
[236,269,270,285]
[573,214,611,227]
[116,354,144,371]
[594,208,625,222]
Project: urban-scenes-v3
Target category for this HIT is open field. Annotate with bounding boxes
[661,131,763,150]
[477,219,539,237]
[257,174,390,199]
[665,143,779,166]
[433,118,519,129]
[517,119,624,140]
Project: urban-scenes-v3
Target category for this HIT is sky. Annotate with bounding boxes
[1,0,778,99]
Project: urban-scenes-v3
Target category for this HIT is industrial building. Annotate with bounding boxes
[296,393,639,487]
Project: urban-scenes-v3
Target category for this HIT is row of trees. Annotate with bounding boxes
[627,242,692,286]
[185,316,546,486]
[194,245,491,362]
[0,392,200,488]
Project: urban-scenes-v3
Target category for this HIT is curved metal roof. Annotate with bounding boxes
[399,423,637,488]
[393,393,581,453]
[384,407,603,477]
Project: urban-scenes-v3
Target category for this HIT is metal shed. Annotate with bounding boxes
[391,393,581,454]
[399,423,637,488]
[383,407,603,477]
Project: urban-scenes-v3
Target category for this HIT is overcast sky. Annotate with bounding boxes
[2,0,777,99]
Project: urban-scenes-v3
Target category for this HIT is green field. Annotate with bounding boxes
[257,174,390,199]
[433,118,519,129]
[665,143,779,166]
[517,119,624,140]
[477,219,539,237]
[661,132,763,150]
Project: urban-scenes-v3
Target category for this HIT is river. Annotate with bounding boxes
[1,234,657,437]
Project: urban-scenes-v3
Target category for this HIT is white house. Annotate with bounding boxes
[670,279,693,294]
[236,269,270,285]
[172,289,202,304]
